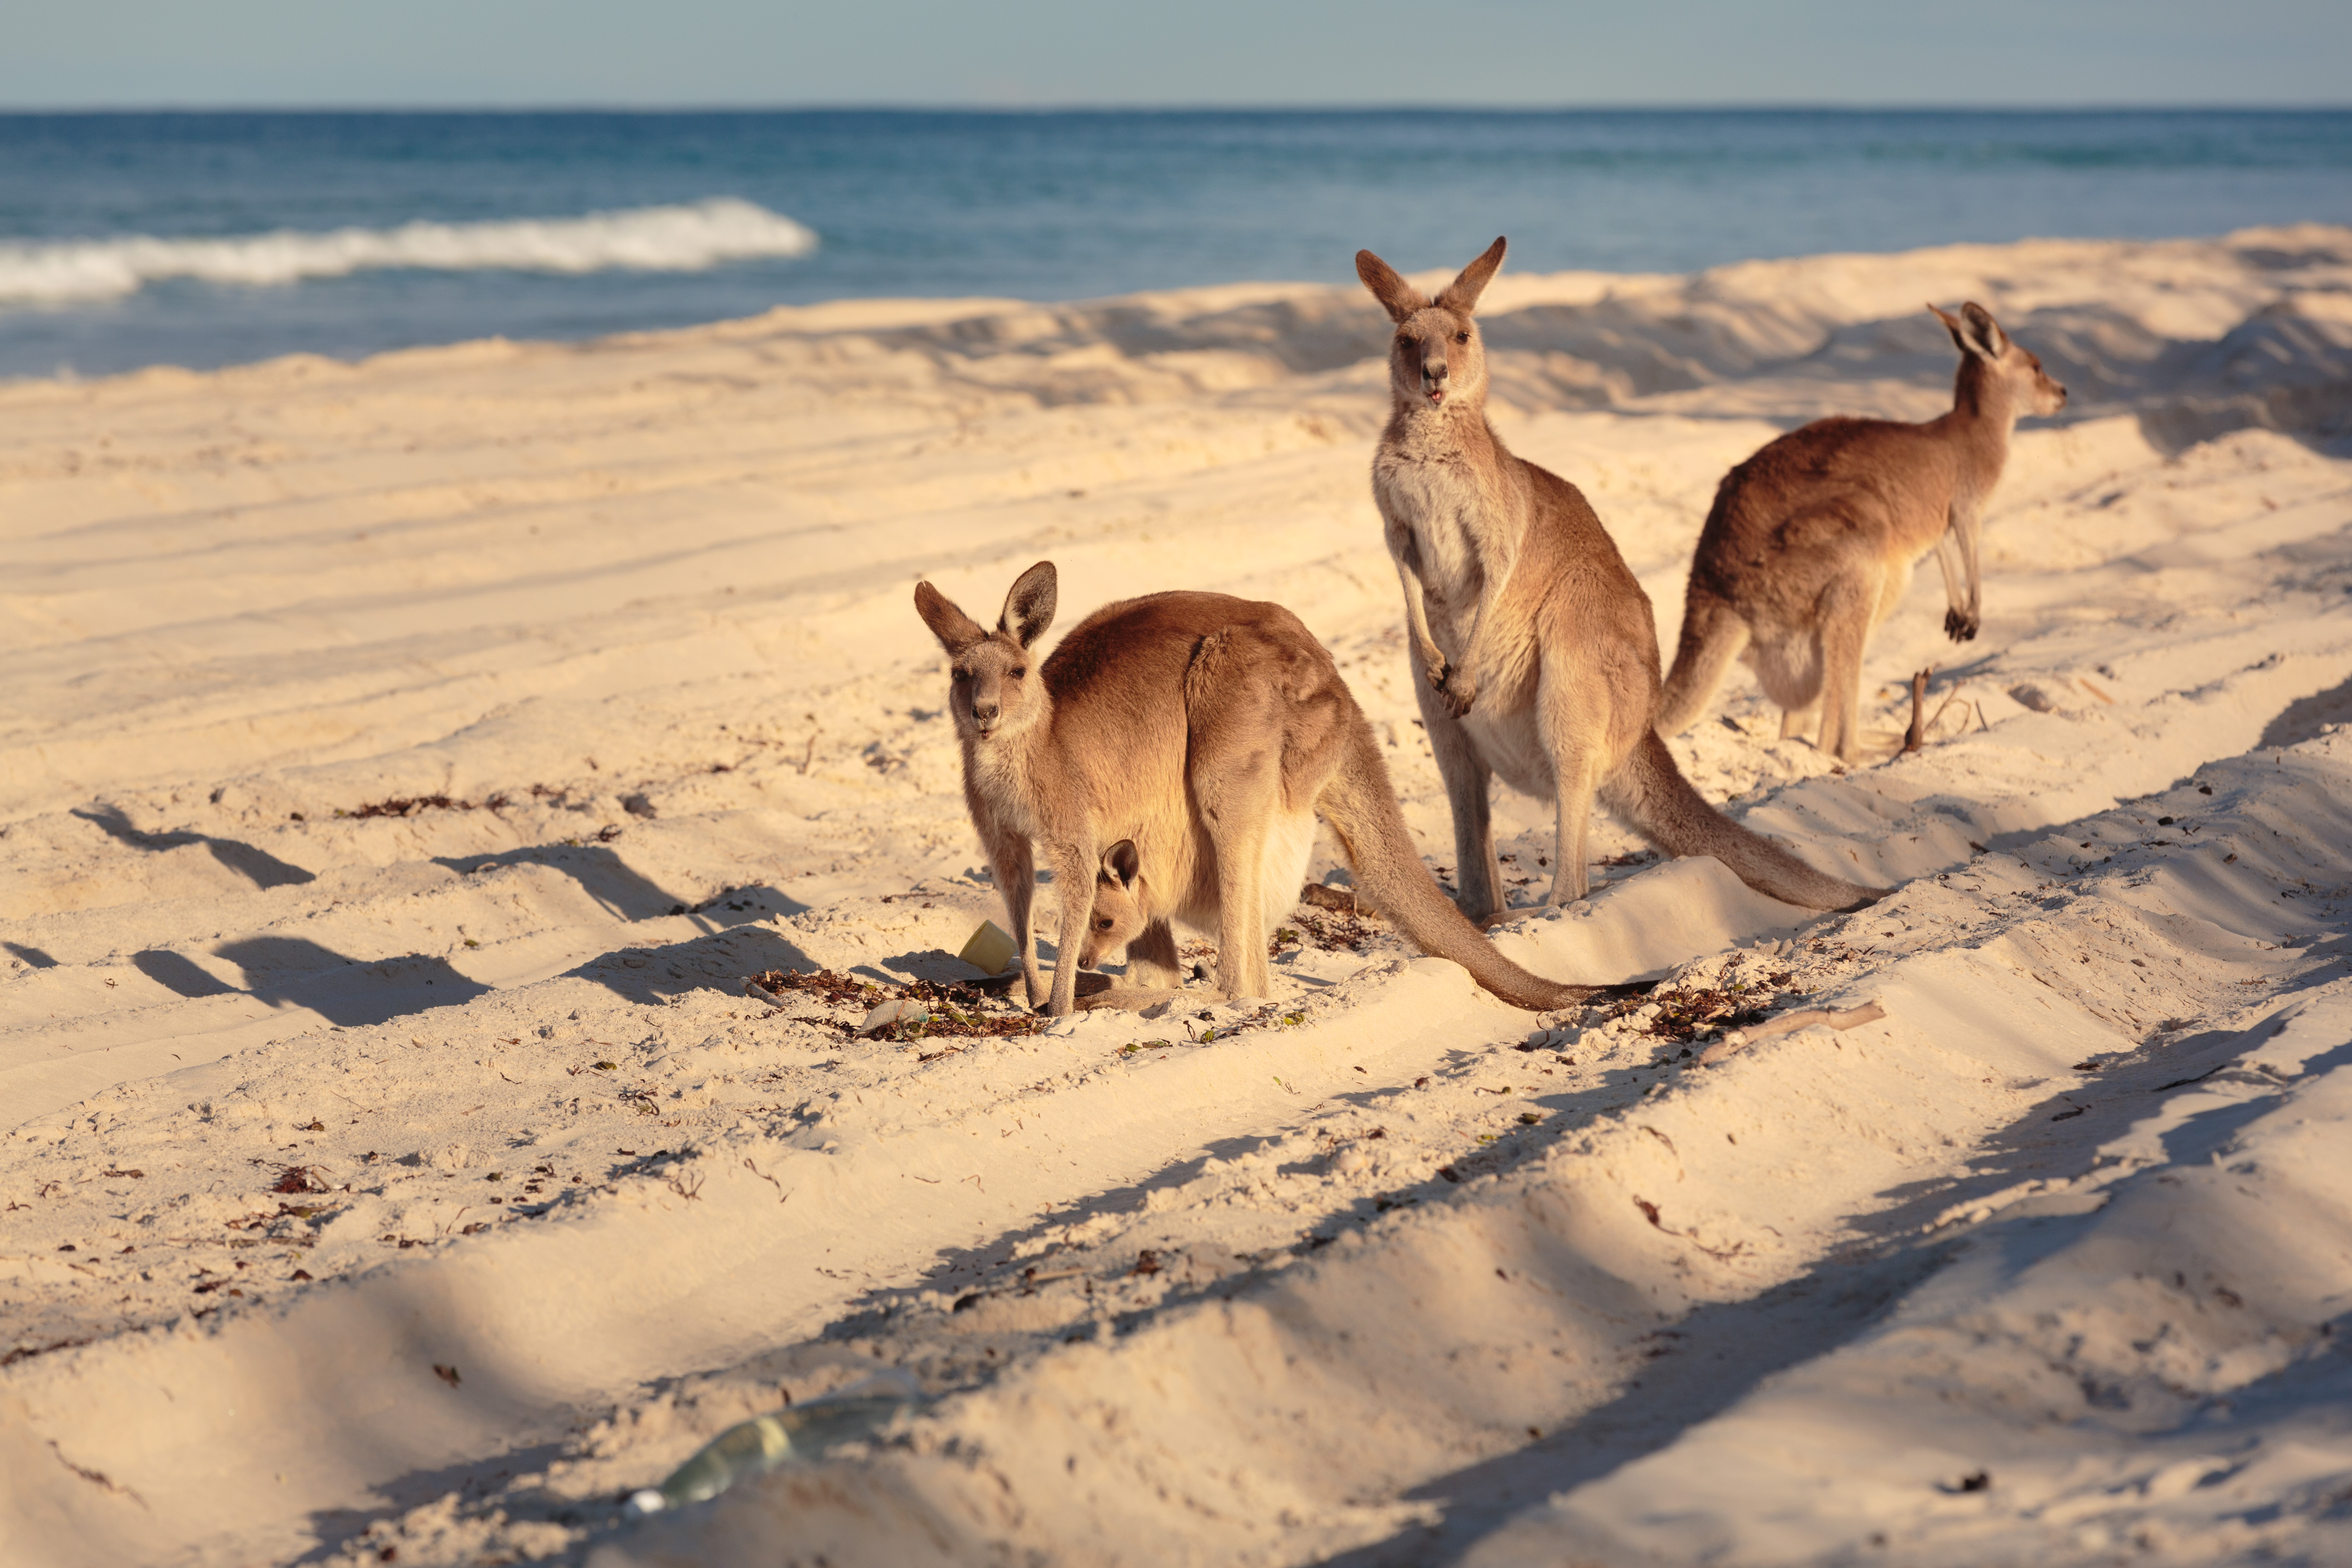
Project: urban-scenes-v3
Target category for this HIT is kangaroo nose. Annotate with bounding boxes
[970,700,998,725]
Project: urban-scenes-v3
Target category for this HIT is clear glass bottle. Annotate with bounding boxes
[624,1383,918,1517]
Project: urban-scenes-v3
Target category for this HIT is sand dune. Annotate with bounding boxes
[4,227,2350,1567]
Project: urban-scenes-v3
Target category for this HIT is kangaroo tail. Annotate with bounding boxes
[1657,587,1749,736]
[1317,719,1604,1011]
[1611,731,1882,911]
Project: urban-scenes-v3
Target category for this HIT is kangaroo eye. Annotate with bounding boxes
[1455,332,1469,344]
[950,668,969,682]
[1095,917,1114,929]
[1010,667,1027,679]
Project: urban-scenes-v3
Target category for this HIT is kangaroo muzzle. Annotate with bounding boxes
[1422,348,1448,405]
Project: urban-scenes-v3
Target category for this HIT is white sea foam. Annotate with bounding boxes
[0,198,818,306]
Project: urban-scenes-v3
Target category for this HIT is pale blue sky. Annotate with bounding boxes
[5,0,2348,108]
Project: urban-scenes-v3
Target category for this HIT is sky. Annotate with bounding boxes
[5,0,2350,110]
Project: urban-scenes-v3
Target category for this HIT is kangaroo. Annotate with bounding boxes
[1355,237,1881,921]
[914,563,1610,1015]
[1656,301,2067,761]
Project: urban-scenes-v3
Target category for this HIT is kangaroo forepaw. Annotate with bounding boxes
[1944,608,1979,642]
[1422,657,1476,716]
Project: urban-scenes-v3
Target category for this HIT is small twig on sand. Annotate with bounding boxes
[1698,1000,1887,1066]
[1904,668,1933,752]
[1299,882,1357,914]
[796,726,821,775]
[1925,686,1968,739]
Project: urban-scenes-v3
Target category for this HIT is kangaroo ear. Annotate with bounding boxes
[1436,236,1507,317]
[999,560,1057,649]
[1959,302,2009,358]
[1355,249,1425,324]
[1930,302,2006,361]
[1103,839,1141,889]
[914,580,987,654]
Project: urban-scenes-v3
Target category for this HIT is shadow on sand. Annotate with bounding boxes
[74,803,316,889]
[130,937,491,1029]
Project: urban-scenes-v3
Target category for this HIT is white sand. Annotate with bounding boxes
[4,227,2351,1568]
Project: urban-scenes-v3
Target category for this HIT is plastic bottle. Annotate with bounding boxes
[624,1382,918,1518]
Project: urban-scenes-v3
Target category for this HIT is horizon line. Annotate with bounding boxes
[5,101,2350,116]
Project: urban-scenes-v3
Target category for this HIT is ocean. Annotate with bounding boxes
[1,109,2347,381]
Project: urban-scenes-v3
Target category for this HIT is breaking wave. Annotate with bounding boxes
[0,198,819,306]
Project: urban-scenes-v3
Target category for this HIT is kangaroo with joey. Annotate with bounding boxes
[914,562,1620,1016]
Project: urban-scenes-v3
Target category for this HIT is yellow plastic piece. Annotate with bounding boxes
[957,919,1019,975]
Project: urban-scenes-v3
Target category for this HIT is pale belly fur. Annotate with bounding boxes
[1168,809,1320,940]
[1257,809,1320,935]
[1464,699,1556,800]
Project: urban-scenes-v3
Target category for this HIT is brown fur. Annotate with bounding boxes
[1355,238,1881,919]
[1657,302,2067,760]
[915,566,1604,1014]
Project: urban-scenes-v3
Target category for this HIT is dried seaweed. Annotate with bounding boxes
[341,792,512,820]
[747,968,1040,1041]
[1287,905,1381,953]
[1603,956,1796,1043]
[752,968,884,1008]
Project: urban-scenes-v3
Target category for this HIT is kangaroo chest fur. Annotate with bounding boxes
[1375,438,1516,653]
[966,733,1046,840]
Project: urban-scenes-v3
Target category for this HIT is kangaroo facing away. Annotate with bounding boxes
[1355,237,1882,920]
[1656,301,2067,761]
[914,563,1613,1015]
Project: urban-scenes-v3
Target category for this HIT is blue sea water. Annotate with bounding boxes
[0,110,2347,380]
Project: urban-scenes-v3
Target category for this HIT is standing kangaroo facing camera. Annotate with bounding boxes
[1656,302,2066,761]
[1356,236,1881,920]
[914,563,1613,1016]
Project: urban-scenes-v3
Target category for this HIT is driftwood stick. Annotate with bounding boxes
[1299,882,1357,913]
[1698,1000,1887,1066]
[1076,985,1231,1014]
[1903,667,1933,752]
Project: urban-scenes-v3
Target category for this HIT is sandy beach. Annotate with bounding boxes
[5,226,2352,1566]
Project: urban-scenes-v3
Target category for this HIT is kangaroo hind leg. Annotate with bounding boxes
[1537,674,1608,905]
[1811,572,1879,763]
[1198,775,1278,999]
[1547,749,1601,905]
[1778,697,1822,742]
[1185,628,1290,1000]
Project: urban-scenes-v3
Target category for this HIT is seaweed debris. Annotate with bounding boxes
[1603,955,1795,1043]
[341,793,510,819]
[748,969,1040,1041]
